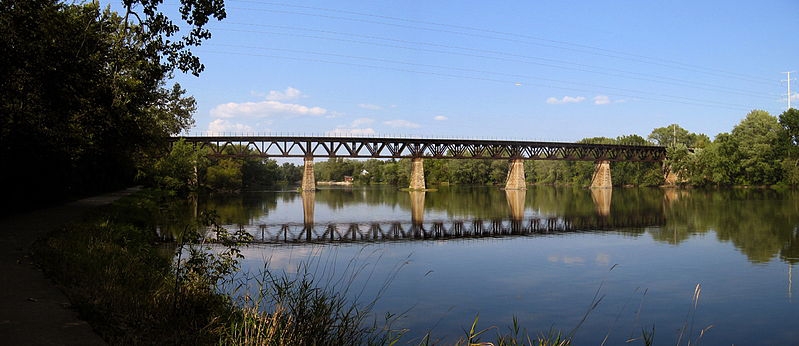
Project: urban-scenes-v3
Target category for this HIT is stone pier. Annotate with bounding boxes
[301,157,316,191]
[301,190,315,226]
[590,160,612,189]
[504,159,527,190]
[409,191,425,225]
[408,158,426,191]
[590,188,612,216]
[505,189,526,220]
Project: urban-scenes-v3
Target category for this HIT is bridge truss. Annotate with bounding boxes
[206,214,664,244]
[173,136,666,161]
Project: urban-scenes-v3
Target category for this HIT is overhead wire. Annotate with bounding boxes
[196,44,754,111]
[226,0,775,85]
[156,0,783,112]
[213,23,777,100]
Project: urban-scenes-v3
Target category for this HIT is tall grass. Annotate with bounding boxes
[223,248,410,345]
[437,281,710,346]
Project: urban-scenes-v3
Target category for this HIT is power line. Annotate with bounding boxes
[225,0,774,85]
[214,23,777,100]
[196,44,754,111]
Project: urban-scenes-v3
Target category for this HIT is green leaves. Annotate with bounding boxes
[0,0,223,208]
[122,0,226,76]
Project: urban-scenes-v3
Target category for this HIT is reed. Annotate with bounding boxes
[222,249,410,345]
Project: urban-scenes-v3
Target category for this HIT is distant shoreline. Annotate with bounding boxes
[316,181,353,186]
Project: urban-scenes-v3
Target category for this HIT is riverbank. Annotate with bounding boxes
[0,187,141,345]
[19,188,405,344]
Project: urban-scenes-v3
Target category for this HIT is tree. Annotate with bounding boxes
[205,159,242,192]
[118,0,226,77]
[692,133,740,185]
[647,124,709,148]
[151,139,206,193]
[731,110,782,185]
[779,108,799,147]
[614,134,663,186]
[0,0,224,210]
[241,158,280,189]
[778,108,799,186]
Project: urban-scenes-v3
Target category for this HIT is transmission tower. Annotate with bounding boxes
[784,71,795,110]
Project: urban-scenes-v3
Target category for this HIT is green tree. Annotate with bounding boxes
[362,159,385,184]
[731,110,782,185]
[779,108,799,147]
[489,160,508,185]
[614,134,662,186]
[779,108,799,185]
[648,124,710,149]
[693,133,740,185]
[279,162,303,184]
[648,124,691,147]
[205,159,242,191]
[0,0,223,210]
[151,139,206,193]
[241,158,280,189]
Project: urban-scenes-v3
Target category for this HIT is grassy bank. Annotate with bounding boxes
[31,189,411,344]
[32,190,232,344]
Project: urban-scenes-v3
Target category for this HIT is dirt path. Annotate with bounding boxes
[0,187,141,345]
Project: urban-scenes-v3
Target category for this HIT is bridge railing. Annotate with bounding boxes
[171,136,667,162]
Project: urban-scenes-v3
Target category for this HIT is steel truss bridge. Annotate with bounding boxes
[217,214,665,244]
[173,136,666,162]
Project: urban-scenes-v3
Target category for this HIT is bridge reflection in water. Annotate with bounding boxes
[236,189,663,243]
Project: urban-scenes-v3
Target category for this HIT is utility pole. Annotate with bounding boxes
[672,123,676,147]
[783,71,795,110]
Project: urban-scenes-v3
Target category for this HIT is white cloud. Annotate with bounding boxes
[208,118,255,135]
[326,127,376,136]
[350,117,374,127]
[791,93,799,102]
[325,118,377,136]
[358,103,382,110]
[266,87,302,101]
[547,254,585,264]
[326,111,344,119]
[593,95,611,105]
[595,253,611,266]
[593,95,626,105]
[546,96,586,104]
[434,115,448,121]
[384,119,421,128]
[210,100,327,118]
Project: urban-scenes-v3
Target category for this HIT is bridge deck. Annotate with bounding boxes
[173,136,666,162]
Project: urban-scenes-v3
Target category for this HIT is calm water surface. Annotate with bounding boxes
[200,186,799,345]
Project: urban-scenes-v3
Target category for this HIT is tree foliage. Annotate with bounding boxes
[730,110,782,185]
[0,0,223,211]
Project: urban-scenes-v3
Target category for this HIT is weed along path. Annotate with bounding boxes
[0,187,140,345]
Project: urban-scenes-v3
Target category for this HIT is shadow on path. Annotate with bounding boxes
[0,187,141,345]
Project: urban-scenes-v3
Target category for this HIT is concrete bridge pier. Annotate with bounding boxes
[590,188,612,216]
[302,190,315,226]
[408,158,426,191]
[504,159,527,190]
[590,160,612,189]
[410,191,425,225]
[301,157,316,191]
[505,189,526,220]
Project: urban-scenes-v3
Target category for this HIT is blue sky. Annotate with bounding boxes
[126,1,798,141]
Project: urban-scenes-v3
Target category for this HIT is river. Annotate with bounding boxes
[194,185,798,345]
